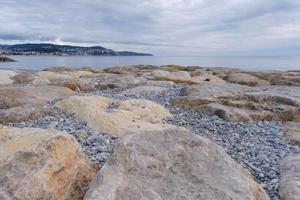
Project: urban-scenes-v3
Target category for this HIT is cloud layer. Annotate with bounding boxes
[1,0,300,55]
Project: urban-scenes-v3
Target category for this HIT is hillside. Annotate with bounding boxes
[0,43,153,56]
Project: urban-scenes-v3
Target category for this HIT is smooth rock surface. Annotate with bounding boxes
[283,122,300,144]
[55,96,172,137]
[143,70,193,83]
[225,72,270,86]
[0,86,75,123]
[279,153,300,200]
[0,125,97,200]
[84,127,269,200]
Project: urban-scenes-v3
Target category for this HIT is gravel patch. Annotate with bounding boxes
[166,107,300,200]
[89,84,184,108]
[9,109,117,166]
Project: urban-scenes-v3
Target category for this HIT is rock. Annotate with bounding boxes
[160,64,199,72]
[36,71,71,83]
[224,73,270,86]
[0,70,17,84]
[11,71,35,84]
[0,125,97,200]
[279,153,300,200]
[36,70,94,84]
[143,70,195,83]
[84,127,269,200]
[63,77,99,92]
[0,56,15,62]
[103,65,158,76]
[249,70,300,87]
[283,122,300,144]
[43,66,102,73]
[55,96,172,137]
[85,73,146,90]
[173,83,300,122]
[190,74,225,84]
[0,86,75,123]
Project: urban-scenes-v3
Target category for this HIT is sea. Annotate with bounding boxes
[0,55,300,71]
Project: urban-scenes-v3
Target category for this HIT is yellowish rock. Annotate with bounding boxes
[55,96,172,137]
[0,125,97,200]
[85,127,269,200]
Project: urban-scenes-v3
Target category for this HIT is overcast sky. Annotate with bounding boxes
[1,0,300,56]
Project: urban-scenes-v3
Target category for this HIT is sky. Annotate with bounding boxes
[1,0,300,56]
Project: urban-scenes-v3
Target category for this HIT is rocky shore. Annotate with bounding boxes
[0,65,300,200]
[0,56,15,62]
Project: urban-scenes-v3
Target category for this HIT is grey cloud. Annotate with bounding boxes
[0,0,300,55]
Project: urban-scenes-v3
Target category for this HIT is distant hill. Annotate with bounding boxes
[0,43,153,56]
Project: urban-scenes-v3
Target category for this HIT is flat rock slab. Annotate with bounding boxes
[0,85,75,123]
[55,96,172,137]
[283,122,300,144]
[279,153,300,200]
[173,83,300,122]
[84,127,269,200]
[0,125,97,200]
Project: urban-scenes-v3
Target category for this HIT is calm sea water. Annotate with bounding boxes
[1,55,300,71]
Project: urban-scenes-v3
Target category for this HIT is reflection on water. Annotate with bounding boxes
[0,55,300,71]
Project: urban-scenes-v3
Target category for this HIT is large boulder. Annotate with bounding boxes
[279,154,300,200]
[84,127,269,200]
[0,70,17,85]
[173,83,300,122]
[55,96,172,137]
[224,73,270,86]
[283,122,300,144]
[0,125,97,200]
[0,86,75,123]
